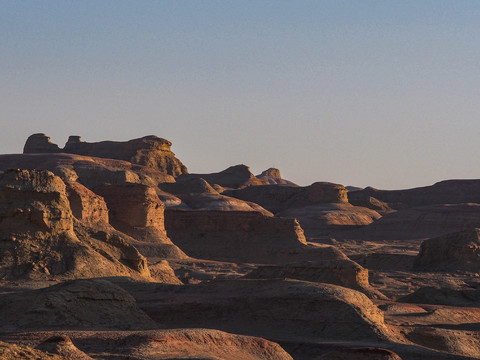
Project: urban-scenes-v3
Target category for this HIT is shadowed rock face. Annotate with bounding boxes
[35,335,93,360]
[414,228,480,272]
[318,347,402,360]
[23,134,188,177]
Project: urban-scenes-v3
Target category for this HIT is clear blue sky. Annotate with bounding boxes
[1,1,479,189]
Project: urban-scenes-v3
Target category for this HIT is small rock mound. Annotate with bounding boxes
[36,335,93,359]
[0,279,157,330]
[414,228,480,272]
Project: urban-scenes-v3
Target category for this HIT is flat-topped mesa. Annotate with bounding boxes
[23,133,61,153]
[23,134,188,177]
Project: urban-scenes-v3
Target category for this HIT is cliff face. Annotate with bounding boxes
[23,134,188,177]
[0,169,151,280]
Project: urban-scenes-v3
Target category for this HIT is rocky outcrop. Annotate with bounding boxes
[0,169,150,280]
[23,134,188,177]
[133,279,393,342]
[36,336,93,360]
[414,228,480,272]
[0,153,175,188]
[65,181,109,226]
[178,164,266,189]
[0,341,64,360]
[256,168,298,186]
[94,184,187,259]
[0,279,157,330]
[349,196,395,214]
[225,182,349,213]
[5,329,294,360]
[23,133,61,153]
[159,177,273,214]
[164,209,347,263]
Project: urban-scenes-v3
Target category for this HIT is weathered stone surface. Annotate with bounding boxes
[0,279,157,330]
[4,329,294,360]
[0,153,175,188]
[165,209,346,263]
[398,286,480,307]
[94,183,187,259]
[414,228,480,272]
[349,196,395,215]
[256,168,298,186]
[65,181,109,226]
[0,341,63,360]
[24,134,188,177]
[178,164,266,189]
[159,177,273,214]
[0,169,150,280]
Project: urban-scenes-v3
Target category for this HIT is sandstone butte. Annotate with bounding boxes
[3,133,480,359]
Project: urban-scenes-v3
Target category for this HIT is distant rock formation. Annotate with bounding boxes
[36,335,93,360]
[225,182,380,237]
[256,168,297,186]
[414,228,480,272]
[23,133,188,177]
[348,179,480,209]
[178,164,266,189]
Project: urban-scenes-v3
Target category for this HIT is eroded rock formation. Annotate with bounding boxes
[23,134,188,177]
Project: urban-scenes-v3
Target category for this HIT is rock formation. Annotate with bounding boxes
[35,336,93,360]
[256,168,298,186]
[414,228,480,272]
[93,183,187,259]
[164,209,346,263]
[178,164,266,189]
[23,134,188,177]
[0,169,150,280]
[0,341,64,360]
[318,347,402,360]
[132,279,393,342]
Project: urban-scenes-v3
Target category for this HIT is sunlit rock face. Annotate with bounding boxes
[23,133,188,177]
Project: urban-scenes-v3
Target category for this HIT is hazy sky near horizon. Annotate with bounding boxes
[1,1,480,189]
